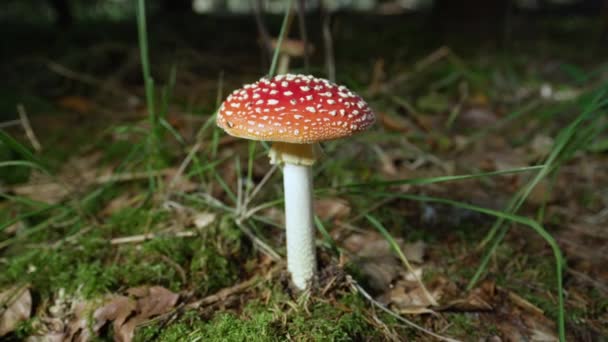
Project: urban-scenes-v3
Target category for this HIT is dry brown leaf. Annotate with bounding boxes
[314,198,351,221]
[379,111,410,132]
[344,234,428,292]
[101,194,142,216]
[0,287,32,336]
[402,241,426,264]
[193,212,216,229]
[12,181,70,204]
[64,286,178,342]
[115,286,179,342]
[57,96,94,114]
[126,286,179,318]
[460,107,498,128]
[387,283,437,309]
[439,280,495,312]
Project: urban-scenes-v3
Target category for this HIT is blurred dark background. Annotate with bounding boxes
[0,0,606,122]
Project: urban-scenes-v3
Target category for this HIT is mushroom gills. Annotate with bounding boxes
[268,142,323,166]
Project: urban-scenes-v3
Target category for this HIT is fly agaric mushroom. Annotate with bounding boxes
[270,38,313,74]
[217,74,375,290]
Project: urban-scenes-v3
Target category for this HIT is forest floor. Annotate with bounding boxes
[0,11,607,341]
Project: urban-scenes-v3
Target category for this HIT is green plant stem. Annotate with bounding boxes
[136,0,160,193]
[268,0,293,78]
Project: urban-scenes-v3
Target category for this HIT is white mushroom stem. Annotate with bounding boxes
[269,142,320,290]
[283,162,316,290]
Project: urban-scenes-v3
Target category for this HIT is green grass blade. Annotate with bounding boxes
[330,165,543,190]
[0,130,47,171]
[268,0,293,78]
[314,215,340,255]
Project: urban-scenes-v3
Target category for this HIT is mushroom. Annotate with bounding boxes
[216,74,375,290]
[270,38,313,74]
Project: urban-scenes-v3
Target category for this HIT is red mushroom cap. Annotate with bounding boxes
[216,74,375,144]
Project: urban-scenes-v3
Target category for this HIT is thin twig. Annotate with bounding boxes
[321,0,336,82]
[243,164,278,209]
[0,119,21,129]
[371,46,451,95]
[95,169,173,184]
[188,275,260,308]
[295,0,310,70]
[235,218,281,261]
[110,230,196,245]
[166,141,202,193]
[17,104,41,152]
[253,0,273,65]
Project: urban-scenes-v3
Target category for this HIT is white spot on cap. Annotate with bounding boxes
[294,129,300,135]
[284,91,293,96]
[225,111,233,116]
[294,115,303,119]
[327,99,335,105]
[267,99,278,105]
[300,86,310,91]
[306,106,316,113]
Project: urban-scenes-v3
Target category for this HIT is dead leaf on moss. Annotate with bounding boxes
[386,281,437,310]
[118,286,179,342]
[66,286,178,342]
[0,286,32,336]
[344,235,427,292]
[439,280,495,312]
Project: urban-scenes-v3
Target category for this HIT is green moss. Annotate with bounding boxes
[189,215,246,295]
[286,294,375,341]
[444,313,484,338]
[135,293,379,342]
[0,206,245,298]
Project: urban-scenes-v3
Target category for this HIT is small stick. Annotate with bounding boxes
[0,119,21,129]
[320,0,336,82]
[17,104,41,152]
[243,164,278,209]
[189,275,260,308]
[295,0,310,70]
[110,230,196,245]
[95,169,173,184]
[166,141,202,194]
[253,0,273,64]
[235,218,281,261]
